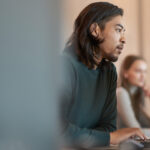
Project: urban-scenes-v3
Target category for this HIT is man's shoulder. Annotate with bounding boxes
[61,50,73,61]
[60,50,80,75]
[61,50,75,65]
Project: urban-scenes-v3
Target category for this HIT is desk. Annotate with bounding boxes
[62,139,150,150]
[62,145,150,150]
[62,145,117,150]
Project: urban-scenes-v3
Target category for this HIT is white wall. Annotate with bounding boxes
[141,0,150,83]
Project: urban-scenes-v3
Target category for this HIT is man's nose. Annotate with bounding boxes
[120,35,126,44]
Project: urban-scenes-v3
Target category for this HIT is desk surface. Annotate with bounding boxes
[62,139,150,150]
[62,145,118,150]
[63,145,150,150]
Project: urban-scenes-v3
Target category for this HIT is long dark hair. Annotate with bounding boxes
[65,2,123,69]
[119,55,145,121]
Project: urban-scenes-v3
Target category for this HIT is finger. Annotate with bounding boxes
[130,135,134,139]
[136,131,147,140]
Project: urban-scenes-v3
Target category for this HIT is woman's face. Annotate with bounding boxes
[124,60,147,87]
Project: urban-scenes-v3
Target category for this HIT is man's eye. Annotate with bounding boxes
[116,28,121,32]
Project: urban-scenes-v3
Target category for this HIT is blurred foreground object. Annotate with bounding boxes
[0,0,61,149]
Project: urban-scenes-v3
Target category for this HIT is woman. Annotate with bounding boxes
[117,55,150,129]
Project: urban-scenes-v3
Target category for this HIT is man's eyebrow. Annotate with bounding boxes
[116,24,126,31]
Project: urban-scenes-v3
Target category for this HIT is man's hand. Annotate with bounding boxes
[110,128,147,145]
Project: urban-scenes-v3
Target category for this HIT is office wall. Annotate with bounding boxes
[141,0,150,83]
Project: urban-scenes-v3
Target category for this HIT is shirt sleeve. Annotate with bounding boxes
[95,64,117,132]
[60,55,110,147]
[62,122,110,147]
[117,87,141,128]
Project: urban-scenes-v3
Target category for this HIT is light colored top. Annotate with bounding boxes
[117,87,141,128]
[117,86,150,137]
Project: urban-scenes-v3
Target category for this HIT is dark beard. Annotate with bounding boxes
[103,53,118,62]
[107,55,118,62]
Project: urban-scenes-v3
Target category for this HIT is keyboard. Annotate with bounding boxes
[119,139,144,150]
[136,139,150,148]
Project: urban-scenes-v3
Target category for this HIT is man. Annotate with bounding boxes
[61,2,147,148]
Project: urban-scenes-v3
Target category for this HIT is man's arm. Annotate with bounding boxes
[60,58,147,147]
[62,121,110,147]
[60,90,111,147]
[91,64,147,145]
[60,55,110,147]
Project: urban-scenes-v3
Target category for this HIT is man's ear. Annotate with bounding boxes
[90,23,103,39]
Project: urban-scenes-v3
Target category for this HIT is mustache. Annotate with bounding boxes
[116,44,124,49]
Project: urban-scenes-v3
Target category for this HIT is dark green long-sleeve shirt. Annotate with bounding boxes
[61,50,117,147]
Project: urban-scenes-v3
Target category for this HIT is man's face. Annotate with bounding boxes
[99,15,126,62]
